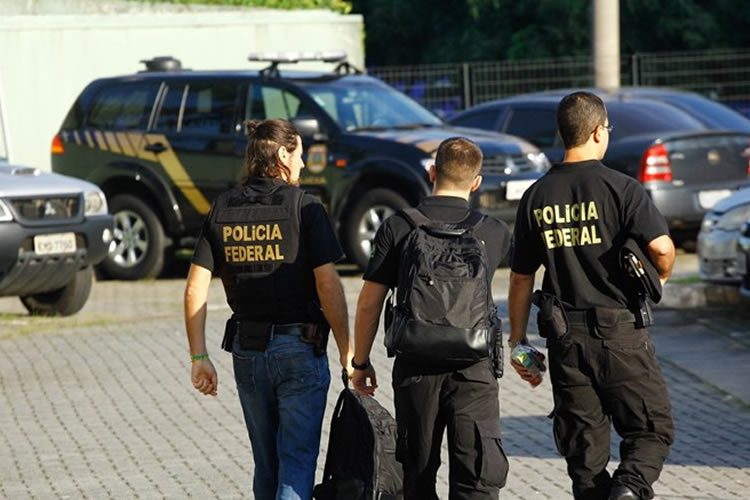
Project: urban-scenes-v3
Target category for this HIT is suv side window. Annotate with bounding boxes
[180,83,239,135]
[246,85,304,120]
[505,107,558,147]
[452,109,501,130]
[154,84,185,132]
[87,83,159,130]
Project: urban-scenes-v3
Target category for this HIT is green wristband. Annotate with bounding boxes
[191,353,209,362]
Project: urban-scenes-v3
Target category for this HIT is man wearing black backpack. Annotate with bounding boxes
[351,137,511,500]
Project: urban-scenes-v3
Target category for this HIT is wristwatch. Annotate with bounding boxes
[351,358,372,370]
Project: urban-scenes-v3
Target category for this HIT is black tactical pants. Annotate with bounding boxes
[392,358,508,500]
[545,309,674,500]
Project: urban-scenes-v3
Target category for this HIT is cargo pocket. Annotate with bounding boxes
[598,318,650,385]
[551,408,570,457]
[476,419,509,489]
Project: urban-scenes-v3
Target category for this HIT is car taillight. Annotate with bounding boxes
[51,134,64,155]
[639,143,673,182]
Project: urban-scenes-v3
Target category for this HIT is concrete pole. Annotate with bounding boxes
[593,0,620,89]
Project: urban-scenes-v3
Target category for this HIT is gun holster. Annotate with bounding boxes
[532,290,569,340]
[222,318,272,352]
[300,320,330,357]
[632,294,654,329]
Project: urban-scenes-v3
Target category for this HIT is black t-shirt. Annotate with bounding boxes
[511,160,668,309]
[364,196,511,286]
[192,177,344,318]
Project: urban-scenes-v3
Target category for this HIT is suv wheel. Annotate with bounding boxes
[20,266,94,316]
[344,188,409,270]
[100,194,166,280]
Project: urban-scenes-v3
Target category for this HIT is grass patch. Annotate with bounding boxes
[669,275,703,285]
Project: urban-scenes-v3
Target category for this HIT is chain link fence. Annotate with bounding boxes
[367,48,750,119]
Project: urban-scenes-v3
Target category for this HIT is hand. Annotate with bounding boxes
[340,349,355,379]
[510,351,545,388]
[191,359,218,396]
[351,365,378,396]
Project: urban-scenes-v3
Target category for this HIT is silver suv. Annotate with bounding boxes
[0,88,113,315]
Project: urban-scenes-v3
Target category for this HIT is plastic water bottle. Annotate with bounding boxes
[511,344,545,387]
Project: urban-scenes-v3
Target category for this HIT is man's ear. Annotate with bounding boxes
[592,125,604,144]
[470,175,483,192]
[428,163,437,184]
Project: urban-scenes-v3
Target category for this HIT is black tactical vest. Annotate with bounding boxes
[211,181,317,323]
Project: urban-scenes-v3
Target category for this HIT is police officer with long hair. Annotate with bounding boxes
[509,92,675,500]
[184,118,353,500]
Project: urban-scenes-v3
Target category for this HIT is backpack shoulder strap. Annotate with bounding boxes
[399,207,431,229]
[459,210,486,229]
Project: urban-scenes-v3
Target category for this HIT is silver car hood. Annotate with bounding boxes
[712,186,750,213]
[0,161,99,198]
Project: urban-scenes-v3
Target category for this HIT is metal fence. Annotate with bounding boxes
[367,48,750,118]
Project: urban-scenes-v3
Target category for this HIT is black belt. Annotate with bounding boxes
[270,323,316,336]
[564,308,636,326]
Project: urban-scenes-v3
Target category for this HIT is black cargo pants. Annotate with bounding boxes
[544,308,674,500]
[392,358,509,500]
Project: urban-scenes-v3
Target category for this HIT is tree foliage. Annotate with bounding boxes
[351,0,750,66]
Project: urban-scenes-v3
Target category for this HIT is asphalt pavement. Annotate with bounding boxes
[0,253,748,499]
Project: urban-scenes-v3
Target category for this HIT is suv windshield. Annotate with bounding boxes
[298,78,443,131]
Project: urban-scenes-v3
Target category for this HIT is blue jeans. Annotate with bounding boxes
[232,331,330,500]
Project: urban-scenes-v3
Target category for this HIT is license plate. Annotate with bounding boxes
[698,189,731,209]
[33,232,76,255]
[506,179,535,201]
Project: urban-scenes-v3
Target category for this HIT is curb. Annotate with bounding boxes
[659,282,750,309]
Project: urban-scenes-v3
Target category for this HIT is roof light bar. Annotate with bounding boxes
[248,50,347,64]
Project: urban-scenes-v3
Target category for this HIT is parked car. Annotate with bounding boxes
[698,187,750,283]
[51,53,548,278]
[738,218,750,298]
[448,88,750,245]
[0,89,113,315]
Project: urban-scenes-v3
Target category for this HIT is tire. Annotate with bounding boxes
[343,188,410,270]
[20,265,94,316]
[99,194,166,280]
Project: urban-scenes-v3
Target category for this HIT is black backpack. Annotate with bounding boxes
[384,208,498,366]
[313,376,403,500]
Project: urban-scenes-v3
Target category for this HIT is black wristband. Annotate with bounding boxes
[351,358,372,370]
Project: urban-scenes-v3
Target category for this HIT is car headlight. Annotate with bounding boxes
[84,190,108,216]
[700,212,720,233]
[0,199,13,221]
[420,158,435,172]
[527,152,551,172]
[716,203,750,231]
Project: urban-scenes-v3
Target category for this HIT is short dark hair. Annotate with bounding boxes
[434,137,482,189]
[242,118,299,184]
[556,92,608,149]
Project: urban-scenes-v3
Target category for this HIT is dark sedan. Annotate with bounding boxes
[448,88,750,244]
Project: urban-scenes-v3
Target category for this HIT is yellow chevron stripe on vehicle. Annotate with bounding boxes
[93,131,108,151]
[115,131,136,157]
[73,130,82,145]
[83,130,95,148]
[145,133,211,214]
[129,132,158,162]
[104,132,122,154]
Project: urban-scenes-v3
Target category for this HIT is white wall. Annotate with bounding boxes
[0,9,364,170]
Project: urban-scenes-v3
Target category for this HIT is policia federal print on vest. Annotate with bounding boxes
[212,182,327,354]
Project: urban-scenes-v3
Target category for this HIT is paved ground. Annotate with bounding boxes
[1,254,749,499]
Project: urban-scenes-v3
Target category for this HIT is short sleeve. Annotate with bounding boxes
[191,203,216,272]
[362,217,402,287]
[510,193,543,274]
[623,180,669,246]
[301,194,345,268]
[477,216,512,270]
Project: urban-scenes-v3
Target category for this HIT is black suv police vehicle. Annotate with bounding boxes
[52,53,547,279]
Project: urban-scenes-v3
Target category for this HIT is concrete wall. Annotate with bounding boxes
[0,4,364,170]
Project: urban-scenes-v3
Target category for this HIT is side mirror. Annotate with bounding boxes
[292,115,327,142]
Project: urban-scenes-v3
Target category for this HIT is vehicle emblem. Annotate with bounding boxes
[707,149,720,164]
[44,201,57,216]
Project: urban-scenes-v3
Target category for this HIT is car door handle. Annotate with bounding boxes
[144,142,167,154]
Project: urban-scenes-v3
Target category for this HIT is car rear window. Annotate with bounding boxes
[87,83,159,130]
[658,94,750,133]
[450,109,501,130]
[608,100,705,141]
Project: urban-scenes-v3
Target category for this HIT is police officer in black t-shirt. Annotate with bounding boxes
[184,118,353,500]
[508,92,675,500]
[352,137,511,500]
